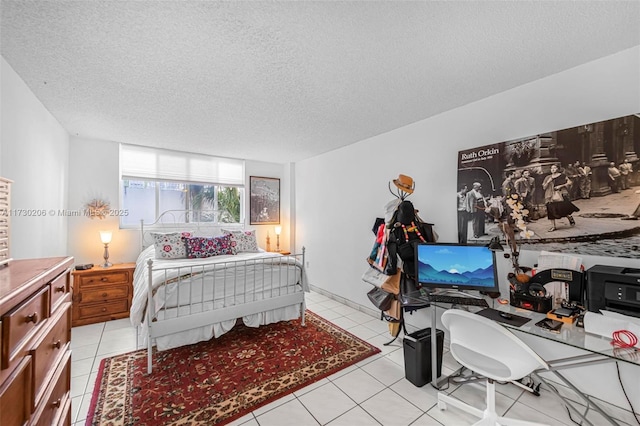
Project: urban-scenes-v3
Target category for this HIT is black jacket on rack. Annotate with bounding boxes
[385,200,436,277]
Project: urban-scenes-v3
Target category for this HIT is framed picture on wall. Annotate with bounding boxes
[249,176,280,225]
[455,113,640,259]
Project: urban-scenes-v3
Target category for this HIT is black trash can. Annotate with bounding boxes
[403,327,444,387]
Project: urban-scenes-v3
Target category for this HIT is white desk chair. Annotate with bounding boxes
[438,309,550,426]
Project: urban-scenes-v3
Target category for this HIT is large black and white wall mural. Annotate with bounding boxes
[457,114,640,259]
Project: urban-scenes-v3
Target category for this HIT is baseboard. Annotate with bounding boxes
[308,284,379,318]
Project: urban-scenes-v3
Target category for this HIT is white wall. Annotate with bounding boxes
[245,160,294,254]
[295,46,640,410]
[1,57,70,259]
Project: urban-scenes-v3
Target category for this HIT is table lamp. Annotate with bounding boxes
[100,231,113,268]
[275,226,282,252]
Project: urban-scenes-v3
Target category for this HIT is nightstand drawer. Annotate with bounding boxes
[76,299,129,321]
[77,270,130,286]
[79,284,129,303]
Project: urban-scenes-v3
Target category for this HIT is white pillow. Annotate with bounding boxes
[151,231,192,259]
[221,229,260,252]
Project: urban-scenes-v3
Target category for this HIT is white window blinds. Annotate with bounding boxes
[120,144,245,186]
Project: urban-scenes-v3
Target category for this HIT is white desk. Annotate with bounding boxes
[426,301,638,426]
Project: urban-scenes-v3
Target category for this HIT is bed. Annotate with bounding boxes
[130,210,307,373]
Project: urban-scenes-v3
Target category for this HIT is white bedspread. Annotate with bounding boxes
[130,246,308,327]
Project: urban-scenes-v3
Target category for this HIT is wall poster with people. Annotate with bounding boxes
[456,113,640,259]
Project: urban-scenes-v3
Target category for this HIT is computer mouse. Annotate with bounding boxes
[499,312,514,320]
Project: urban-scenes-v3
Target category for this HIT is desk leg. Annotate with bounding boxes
[430,304,448,389]
[533,371,621,426]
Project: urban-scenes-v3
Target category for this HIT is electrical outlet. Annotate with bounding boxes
[306,261,310,268]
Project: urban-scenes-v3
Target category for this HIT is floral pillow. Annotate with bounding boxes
[183,234,237,258]
[151,232,192,259]
[221,229,260,253]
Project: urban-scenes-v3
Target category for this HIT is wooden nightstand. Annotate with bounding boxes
[278,251,291,255]
[71,263,136,327]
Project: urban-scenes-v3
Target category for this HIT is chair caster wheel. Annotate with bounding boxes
[438,401,447,410]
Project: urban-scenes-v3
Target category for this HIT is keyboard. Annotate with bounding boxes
[428,294,489,307]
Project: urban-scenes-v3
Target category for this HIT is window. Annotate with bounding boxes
[120,144,244,228]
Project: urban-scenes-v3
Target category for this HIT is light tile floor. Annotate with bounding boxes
[71,291,637,425]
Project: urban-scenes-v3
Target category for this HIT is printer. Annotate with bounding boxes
[586,265,640,318]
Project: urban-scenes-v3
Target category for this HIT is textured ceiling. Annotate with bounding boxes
[1,1,639,164]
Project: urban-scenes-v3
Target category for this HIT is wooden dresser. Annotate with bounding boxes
[0,177,12,267]
[0,256,74,426]
[71,263,135,327]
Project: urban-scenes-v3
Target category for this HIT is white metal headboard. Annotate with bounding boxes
[140,209,243,250]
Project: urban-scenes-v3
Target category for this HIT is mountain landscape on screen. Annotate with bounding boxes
[417,261,495,287]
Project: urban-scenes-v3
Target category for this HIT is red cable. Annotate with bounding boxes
[611,330,638,348]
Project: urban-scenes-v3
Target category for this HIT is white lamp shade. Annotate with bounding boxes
[99,231,112,244]
[275,226,282,235]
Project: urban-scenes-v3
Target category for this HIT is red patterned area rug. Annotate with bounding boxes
[86,311,380,425]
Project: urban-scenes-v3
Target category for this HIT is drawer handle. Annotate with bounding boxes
[101,307,107,312]
[102,292,108,298]
[52,340,62,349]
[101,277,108,282]
[25,312,39,324]
[51,398,61,408]
[55,285,66,293]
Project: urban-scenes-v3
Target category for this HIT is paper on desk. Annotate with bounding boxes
[601,310,640,326]
[584,311,640,348]
[536,251,583,272]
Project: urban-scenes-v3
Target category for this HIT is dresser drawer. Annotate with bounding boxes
[29,304,71,410]
[0,356,32,426]
[79,284,130,304]
[53,396,71,426]
[31,350,70,426]
[77,270,130,286]
[1,286,50,369]
[77,299,129,321]
[49,271,71,314]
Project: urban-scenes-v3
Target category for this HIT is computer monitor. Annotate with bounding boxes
[415,243,499,293]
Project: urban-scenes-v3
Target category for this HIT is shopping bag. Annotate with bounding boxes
[367,287,393,311]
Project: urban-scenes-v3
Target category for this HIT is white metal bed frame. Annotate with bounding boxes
[137,210,307,374]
